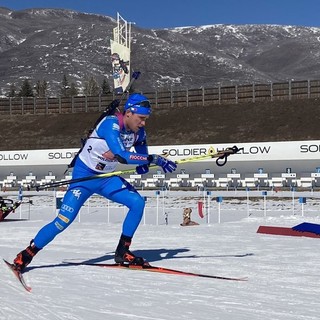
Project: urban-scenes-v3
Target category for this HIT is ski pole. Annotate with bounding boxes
[37,154,203,190]
[35,146,243,190]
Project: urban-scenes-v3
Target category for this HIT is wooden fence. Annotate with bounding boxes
[1,79,320,115]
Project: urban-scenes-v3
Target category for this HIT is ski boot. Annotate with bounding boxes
[13,240,41,272]
[114,235,146,266]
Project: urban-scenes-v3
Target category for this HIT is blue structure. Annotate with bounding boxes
[292,222,320,235]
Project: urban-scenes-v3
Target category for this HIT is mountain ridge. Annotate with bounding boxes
[1,7,320,96]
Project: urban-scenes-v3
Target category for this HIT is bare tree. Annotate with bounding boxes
[35,80,49,98]
[83,75,100,96]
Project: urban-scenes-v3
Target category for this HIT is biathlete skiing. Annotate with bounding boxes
[11,93,177,272]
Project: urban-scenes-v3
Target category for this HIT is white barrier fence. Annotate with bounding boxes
[1,190,319,225]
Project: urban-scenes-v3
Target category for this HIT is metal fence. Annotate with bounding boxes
[1,79,320,115]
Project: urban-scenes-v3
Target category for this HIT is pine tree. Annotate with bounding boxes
[69,82,78,96]
[7,83,16,97]
[101,78,111,95]
[60,74,70,97]
[18,79,34,97]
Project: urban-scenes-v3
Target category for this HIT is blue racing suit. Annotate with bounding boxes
[33,113,151,249]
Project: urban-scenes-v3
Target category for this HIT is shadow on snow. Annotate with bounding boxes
[25,248,254,272]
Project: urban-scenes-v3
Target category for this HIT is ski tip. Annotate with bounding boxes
[24,285,32,292]
[3,259,32,292]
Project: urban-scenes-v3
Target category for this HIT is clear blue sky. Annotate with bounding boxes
[0,0,319,29]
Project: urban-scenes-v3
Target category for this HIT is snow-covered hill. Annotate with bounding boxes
[1,7,320,95]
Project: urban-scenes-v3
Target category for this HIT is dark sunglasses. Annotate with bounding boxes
[132,100,151,108]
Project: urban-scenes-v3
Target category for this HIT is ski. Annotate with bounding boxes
[64,261,247,281]
[3,259,32,292]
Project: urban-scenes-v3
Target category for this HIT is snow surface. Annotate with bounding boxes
[1,190,320,320]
